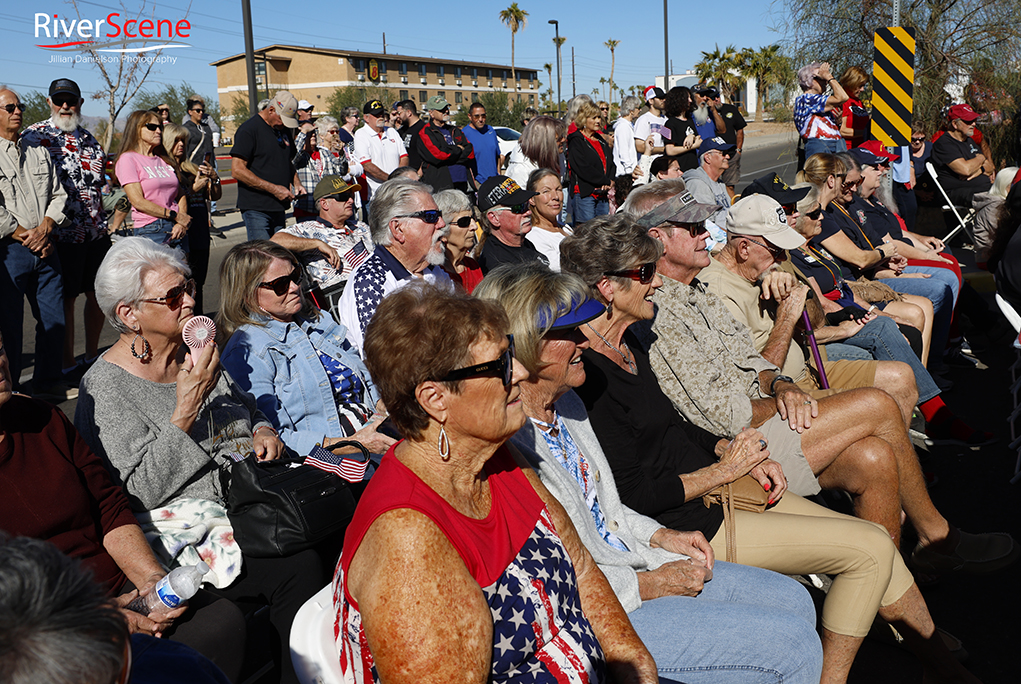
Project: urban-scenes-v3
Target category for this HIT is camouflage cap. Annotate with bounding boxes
[636,190,721,229]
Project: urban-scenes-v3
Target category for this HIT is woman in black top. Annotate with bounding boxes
[661,87,701,172]
[566,101,612,224]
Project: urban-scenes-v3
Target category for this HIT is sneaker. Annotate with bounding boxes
[31,380,79,402]
[911,531,1020,574]
[943,347,978,368]
[925,419,996,447]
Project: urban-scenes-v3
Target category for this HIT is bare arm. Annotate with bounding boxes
[710,105,726,136]
[735,128,744,153]
[947,154,987,180]
[230,157,293,201]
[758,284,808,369]
[819,231,889,269]
[361,160,390,182]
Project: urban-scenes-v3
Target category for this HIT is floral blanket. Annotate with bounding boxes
[137,498,243,588]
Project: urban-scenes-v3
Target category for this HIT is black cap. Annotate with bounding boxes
[742,173,811,205]
[49,79,81,100]
[695,84,720,98]
[478,175,536,212]
[363,100,386,116]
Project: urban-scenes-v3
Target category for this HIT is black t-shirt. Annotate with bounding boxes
[929,133,991,197]
[574,333,726,537]
[790,245,848,294]
[716,103,747,147]
[477,235,548,274]
[230,115,295,212]
[816,199,884,278]
[398,120,426,172]
[664,117,699,171]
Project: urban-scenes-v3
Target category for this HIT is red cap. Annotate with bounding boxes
[947,104,979,123]
[857,140,901,163]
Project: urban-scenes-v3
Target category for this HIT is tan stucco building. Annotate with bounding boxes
[212,44,539,138]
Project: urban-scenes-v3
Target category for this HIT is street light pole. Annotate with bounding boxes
[549,19,561,118]
[663,0,669,90]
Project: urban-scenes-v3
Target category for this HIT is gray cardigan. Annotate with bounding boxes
[511,390,687,613]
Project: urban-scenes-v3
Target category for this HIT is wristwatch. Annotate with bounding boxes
[769,374,795,396]
[168,210,178,224]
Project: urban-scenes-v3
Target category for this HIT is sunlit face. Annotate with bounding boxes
[396,193,447,268]
[171,139,185,159]
[469,107,487,129]
[255,257,302,322]
[859,164,882,195]
[838,168,863,203]
[536,326,590,398]
[49,94,82,133]
[608,264,663,322]
[135,267,194,341]
[657,160,683,179]
[443,335,527,443]
[320,192,355,225]
[530,175,563,223]
[138,117,162,151]
[652,219,711,284]
[585,115,602,133]
[795,203,822,238]
[443,210,477,258]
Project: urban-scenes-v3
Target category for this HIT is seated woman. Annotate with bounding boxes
[218,240,394,459]
[75,237,323,684]
[989,183,1021,312]
[335,283,657,684]
[476,263,823,684]
[526,168,573,270]
[559,215,985,684]
[0,333,246,681]
[434,189,483,293]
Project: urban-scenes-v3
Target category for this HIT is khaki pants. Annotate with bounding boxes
[709,493,915,637]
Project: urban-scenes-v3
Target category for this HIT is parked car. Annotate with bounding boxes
[493,126,521,162]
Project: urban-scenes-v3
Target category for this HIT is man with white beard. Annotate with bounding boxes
[23,78,109,381]
[691,85,727,142]
[338,178,451,354]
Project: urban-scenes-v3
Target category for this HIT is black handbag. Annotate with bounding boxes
[224,441,369,558]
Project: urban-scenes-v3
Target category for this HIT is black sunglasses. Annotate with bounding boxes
[841,177,864,191]
[441,335,516,387]
[142,279,196,309]
[670,221,708,237]
[1,103,27,114]
[326,192,354,202]
[502,203,530,215]
[781,203,798,215]
[52,96,78,108]
[191,108,205,113]
[394,209,442,224]
[143,122,162,132]
[805,206,823,220]
[450,215,474,228]
[156,107,170,113]
[604,262,657,284]
[258,267,302,296]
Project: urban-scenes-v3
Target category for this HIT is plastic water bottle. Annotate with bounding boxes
[126,562,209,615]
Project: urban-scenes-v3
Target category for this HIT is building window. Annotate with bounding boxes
[455,92,462,103]
[399,90,409,100]
[455,66,462,78]
[354,59,365,72]
[399,62,407,75]
[486,69,493,80]
[438,91,446,99]
[529,94,535,103]
[502,70,508,80]
[516,71,522,81]
[378,61,387,74]
[419,63,427,77]
[437,65,445,77]
[419,90,427,103]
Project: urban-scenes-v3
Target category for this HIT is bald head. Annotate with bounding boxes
[0,88,23,140]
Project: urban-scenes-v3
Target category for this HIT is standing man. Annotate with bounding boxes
[353,100,409,210]
[612,96,643,178]
[633,86,667,183]
[394,100,425,174]
[22,78,109,381]
[476,175,547,273]
[416,96,475,194]
[461,102,502,186]
[683,137,735,240]
[230,90,304,240]
[711,90,747,200]
[297,100,315,124]
[691,86,727,142]
[0,87,72,400]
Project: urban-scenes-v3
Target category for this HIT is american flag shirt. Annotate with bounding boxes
[280,217,373,290]
[334,447,607,684]
[21,120,108,243]
[793,93,842,141]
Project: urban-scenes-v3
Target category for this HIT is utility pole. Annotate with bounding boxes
[241,0,258,116]
[383,32,387,54]
[663,0,669,91]
[547,19,563,117]
[572,47,576,98]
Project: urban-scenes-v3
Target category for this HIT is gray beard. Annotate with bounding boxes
[53,112,82,133]
[692,104,710,127]
[426,245,446,266]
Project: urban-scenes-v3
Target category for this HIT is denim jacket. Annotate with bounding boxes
[221,313,380,456]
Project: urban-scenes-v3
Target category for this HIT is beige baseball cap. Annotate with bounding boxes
[272,91,299,128]
[725,195,805,250]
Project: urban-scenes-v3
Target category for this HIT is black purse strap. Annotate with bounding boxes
[324,440,370,461]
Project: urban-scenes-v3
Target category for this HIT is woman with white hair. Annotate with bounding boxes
[793,62,848,159]
[293,116,350,219]
[973,166,1019,265]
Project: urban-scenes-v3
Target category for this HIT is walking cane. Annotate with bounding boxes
[801,309,829,389]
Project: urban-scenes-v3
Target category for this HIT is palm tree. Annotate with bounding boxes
[499,4,529,88]
[605,39,619,102]
[599,77,608,101]
[739,45,793,117]
[694,44,744,103]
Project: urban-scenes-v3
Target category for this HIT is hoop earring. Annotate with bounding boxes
[130,333,152,361]
[437,424,450,461]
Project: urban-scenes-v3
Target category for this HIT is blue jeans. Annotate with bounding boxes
[905,264,959,307]
[824,316,940,403]
[242,210,286,241]
[0,241,65,387]
[629,561,823,684]
[804,137,846,159]
[134,218,184,249]
[571,195,609,224]
[879,275,954,372]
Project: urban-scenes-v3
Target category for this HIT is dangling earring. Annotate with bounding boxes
[437,424,450,461]
[130,331,152,361]
[604,301,612,316]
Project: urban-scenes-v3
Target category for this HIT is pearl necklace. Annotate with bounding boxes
[586,323,637,375]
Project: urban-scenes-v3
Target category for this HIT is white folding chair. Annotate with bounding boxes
[994,293,1021,484]
[290,583,344,684]
[925,161,977,244]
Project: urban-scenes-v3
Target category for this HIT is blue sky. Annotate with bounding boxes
[2,0,785,119]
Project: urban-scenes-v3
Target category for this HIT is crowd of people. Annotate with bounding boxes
[1,71,1020,684]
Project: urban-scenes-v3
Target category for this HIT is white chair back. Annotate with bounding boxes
[290,583,344,684]
[925,160,977,244]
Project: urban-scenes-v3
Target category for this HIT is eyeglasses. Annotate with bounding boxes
[1,103,27,114]
[142,279,196,309]
[191,108,204,113]
[143,122,162,132]
[394,209,442,224]
[450,215,474,228]
[910,136,925,143]
[52,96,78,108]
[327,129,340,134]
[670,221,708,237]
[440,335,516,388]
[780,203,798,215]
[841,177,864,192]
[326,192,354,202]
[258,267,302,296]
[804,206,823,220]
[495,203,530,215]
[599,107,609,112]
[604,262,657,284]
[470,112,487,119]
[741,236,785,259]
[156,107,170,113]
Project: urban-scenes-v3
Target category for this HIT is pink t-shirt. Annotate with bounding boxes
[115,151,180,228]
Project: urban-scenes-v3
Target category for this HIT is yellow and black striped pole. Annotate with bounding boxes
[870,26,916,147]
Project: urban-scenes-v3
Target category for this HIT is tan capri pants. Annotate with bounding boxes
[708,492,915,638]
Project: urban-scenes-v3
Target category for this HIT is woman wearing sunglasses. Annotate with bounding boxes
[218,240,394,463]
[77,237,323,684]
[433,189,483,293]
[336,281,657,684]
[114,110,190,247]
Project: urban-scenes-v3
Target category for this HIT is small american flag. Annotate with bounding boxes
[305,444,369,483]
[344,241,370,273]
